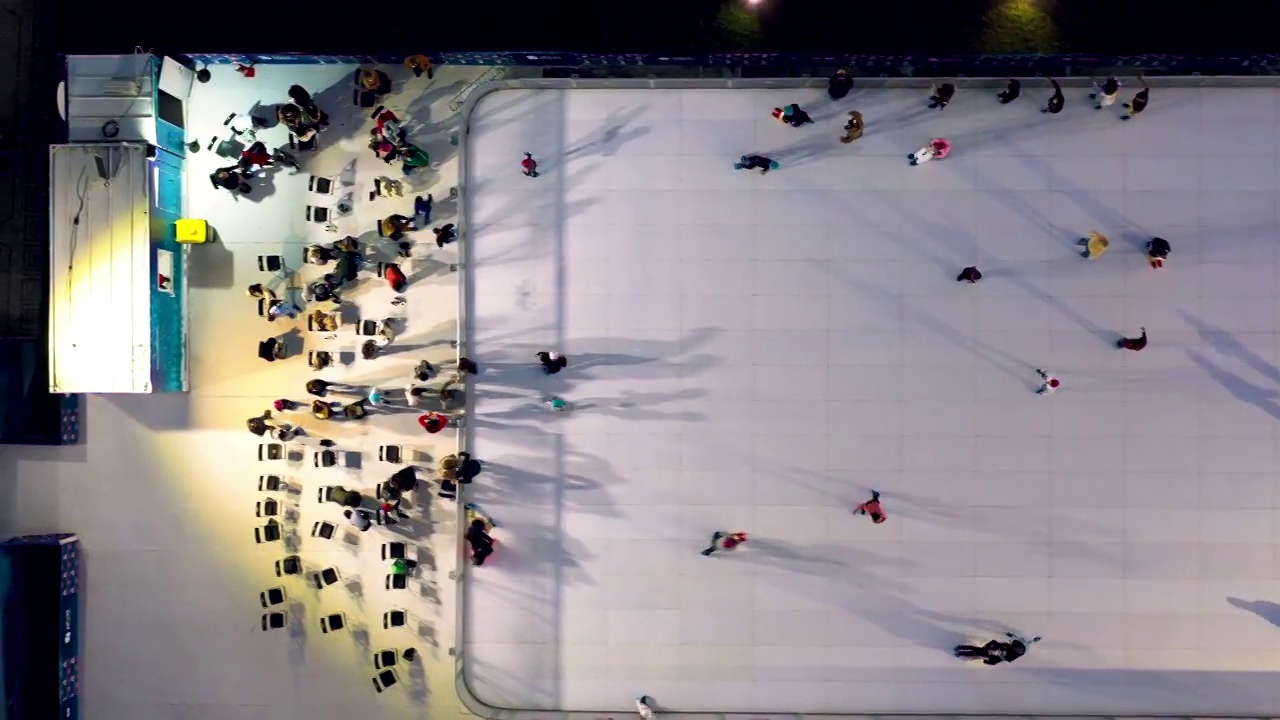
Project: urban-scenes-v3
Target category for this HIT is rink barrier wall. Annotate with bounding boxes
[182,52,1280,77]
[449,75,1280,720]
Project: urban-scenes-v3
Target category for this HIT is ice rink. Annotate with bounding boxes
[462,85,1280,715]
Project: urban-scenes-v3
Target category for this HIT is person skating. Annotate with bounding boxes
[465,517,495,566]
[840,111,864,144]
[785,104,813,126]
[1118,327,1147,351]
[908,138,951,166]
[1035,368,1060,395]
[1090,76,1120,109]
[956,633,1040,665]
[537,351,568,374]
[827,69,853,100]
[928,82,955,110]
[700,531,748,556]
[521,152,539,177]
[734,154,777,174]
[636,696,656,720]
[957,266,982,283]
[1123,79,1149,120]
[1147,236,1171,268]
[997,78,1021,104]
[1042,78,1064,114]
[853,490,886,524]
[771,104,812,126]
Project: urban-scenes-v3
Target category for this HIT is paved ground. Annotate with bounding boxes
[463,85,1280,716]
[0,61,484,720]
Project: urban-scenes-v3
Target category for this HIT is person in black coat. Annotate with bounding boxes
[928,82,955,110]
[388,466,417,494]
[955,633,1039,665]
[1123,81,1150,120]
[457,452,482,484]
[211,166,251,194]
[735,154,776,174]
[827,69,853,100]
[997,78,1021,104]
[1042,78,1064,114]
[537,351,568,374]
[957,266,982,283]
[465,518,495,566]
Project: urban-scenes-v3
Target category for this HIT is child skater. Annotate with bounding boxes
[700,531,748,556]
[1035,369,1060,395]
[521,152,539,177]
[854,490,886,523]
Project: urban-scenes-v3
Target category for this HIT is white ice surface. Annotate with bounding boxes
[461,86,1280,716]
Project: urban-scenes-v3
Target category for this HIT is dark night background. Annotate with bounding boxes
[45,0,1280,56]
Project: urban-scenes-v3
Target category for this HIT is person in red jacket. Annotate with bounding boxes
[239,141,274,171]
[521,152,539,177]
[700,531,748,556]
[418,412,448,434]
[383,262,407,293]
[854,490,886,523]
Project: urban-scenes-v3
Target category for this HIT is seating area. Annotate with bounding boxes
[174,60,485,707]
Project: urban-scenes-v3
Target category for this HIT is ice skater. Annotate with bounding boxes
[413,194,433,228]
[1122,79,1149,120]
[1042,78,1064,114]
[1035,368,1060,395]
[521,152,539,177]
[1118,327,1147,351]
[853,490,886,524]
[997,78,1021,104]
[537,351,568,374]
[1090,76,1121,109]
[700,531,748,556]
[636,696,656,719]
[908,138,951,166]
[1146,236,1170,268]
[954,633,1040,665]
[466,516,495,566]
[957,266,982,283]
[827,69,853,99]
[734,154,777,173]
[840,110,864,144]
[771,104,812,126]
[928,82,955,110]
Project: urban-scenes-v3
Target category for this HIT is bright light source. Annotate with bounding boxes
[745,0,763,5]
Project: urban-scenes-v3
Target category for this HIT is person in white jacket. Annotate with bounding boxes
[1036,369,1060,395]
[636,696,655,719]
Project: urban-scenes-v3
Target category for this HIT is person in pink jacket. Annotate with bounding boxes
[908,137,951,165]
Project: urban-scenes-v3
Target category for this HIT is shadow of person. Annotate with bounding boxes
[1187,350,1280,422]
[1228,596,1280,629]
